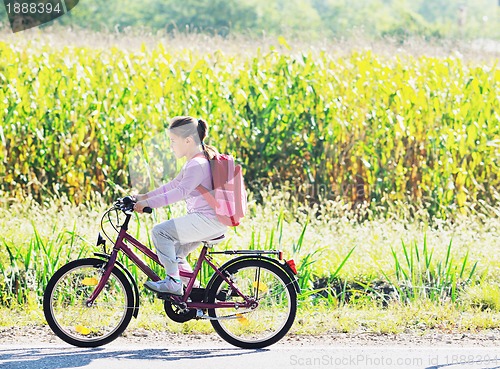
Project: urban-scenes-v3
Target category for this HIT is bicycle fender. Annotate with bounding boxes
[206,255,301,294]
[93,253,140,318]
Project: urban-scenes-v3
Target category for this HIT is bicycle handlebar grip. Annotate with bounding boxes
[143,207,153,214]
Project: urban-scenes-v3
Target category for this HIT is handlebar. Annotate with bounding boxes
[99,196,153,247]
[118,196,152,214]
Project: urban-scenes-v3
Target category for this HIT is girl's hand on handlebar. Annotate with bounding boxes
[134,200,149,213]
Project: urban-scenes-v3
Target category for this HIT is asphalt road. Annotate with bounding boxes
[1,343,499,369]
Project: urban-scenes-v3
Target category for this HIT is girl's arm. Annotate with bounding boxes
[145,172,182,198]
[135,171,183,202]
[146,160,207,208]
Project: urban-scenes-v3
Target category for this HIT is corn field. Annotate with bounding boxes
[0,41,499,218]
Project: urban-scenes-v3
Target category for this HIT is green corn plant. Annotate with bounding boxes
[1,41,498,220]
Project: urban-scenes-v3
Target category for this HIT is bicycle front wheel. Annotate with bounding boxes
[207,259,297,349]
[43,258,134,347]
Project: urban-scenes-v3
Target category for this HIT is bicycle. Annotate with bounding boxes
[43,196,300,349]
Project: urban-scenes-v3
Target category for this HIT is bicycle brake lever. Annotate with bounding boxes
[122,196,135,206]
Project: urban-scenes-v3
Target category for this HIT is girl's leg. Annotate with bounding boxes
[176,254,200,288]
[145,222,183,295]
[146,213,226,294]
[151,221,181,278]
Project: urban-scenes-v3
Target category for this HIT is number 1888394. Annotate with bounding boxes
[6,2,62,14]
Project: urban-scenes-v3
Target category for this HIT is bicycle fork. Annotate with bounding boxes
[85,250,120,307]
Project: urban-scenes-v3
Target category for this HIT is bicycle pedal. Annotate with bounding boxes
[156,292,183,301]
[196,312,218,321]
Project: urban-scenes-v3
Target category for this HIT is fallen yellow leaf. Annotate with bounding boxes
[75,325,91,335]
[236,314,249,326]
[253,281,268,293]
[81,277,98,286]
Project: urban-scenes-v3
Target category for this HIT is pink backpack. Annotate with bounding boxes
[196,153,247,227]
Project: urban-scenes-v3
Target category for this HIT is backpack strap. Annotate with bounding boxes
[196,184,218,208]
[193,152,217,207]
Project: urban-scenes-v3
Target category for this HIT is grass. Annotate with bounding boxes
[380,237,478,303]
[2,299,499,335]
[0,190,499,333]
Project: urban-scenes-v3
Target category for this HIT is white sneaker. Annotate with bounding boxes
[144,276,183,296]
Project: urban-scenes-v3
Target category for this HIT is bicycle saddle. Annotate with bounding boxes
[203,234,225,246]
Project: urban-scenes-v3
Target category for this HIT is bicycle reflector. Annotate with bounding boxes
[286,259,298,275]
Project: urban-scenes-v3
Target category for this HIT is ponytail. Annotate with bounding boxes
[197,118,219,160]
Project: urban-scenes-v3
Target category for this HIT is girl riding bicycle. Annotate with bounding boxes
[133,116,227,295]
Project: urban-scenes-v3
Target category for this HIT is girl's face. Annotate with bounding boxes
[169,131,194,159]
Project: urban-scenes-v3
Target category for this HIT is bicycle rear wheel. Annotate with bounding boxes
[43,258,134,347]
[207,259,297,349]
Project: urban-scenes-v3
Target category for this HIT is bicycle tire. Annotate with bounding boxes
[207,258,297,349]
[43,258,135,347]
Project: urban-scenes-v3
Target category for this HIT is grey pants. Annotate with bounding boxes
[151,212,227,276]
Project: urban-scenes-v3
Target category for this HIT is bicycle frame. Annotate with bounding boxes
[86,212,257,310]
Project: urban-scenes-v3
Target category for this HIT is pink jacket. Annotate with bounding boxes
[145,156,216,218]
